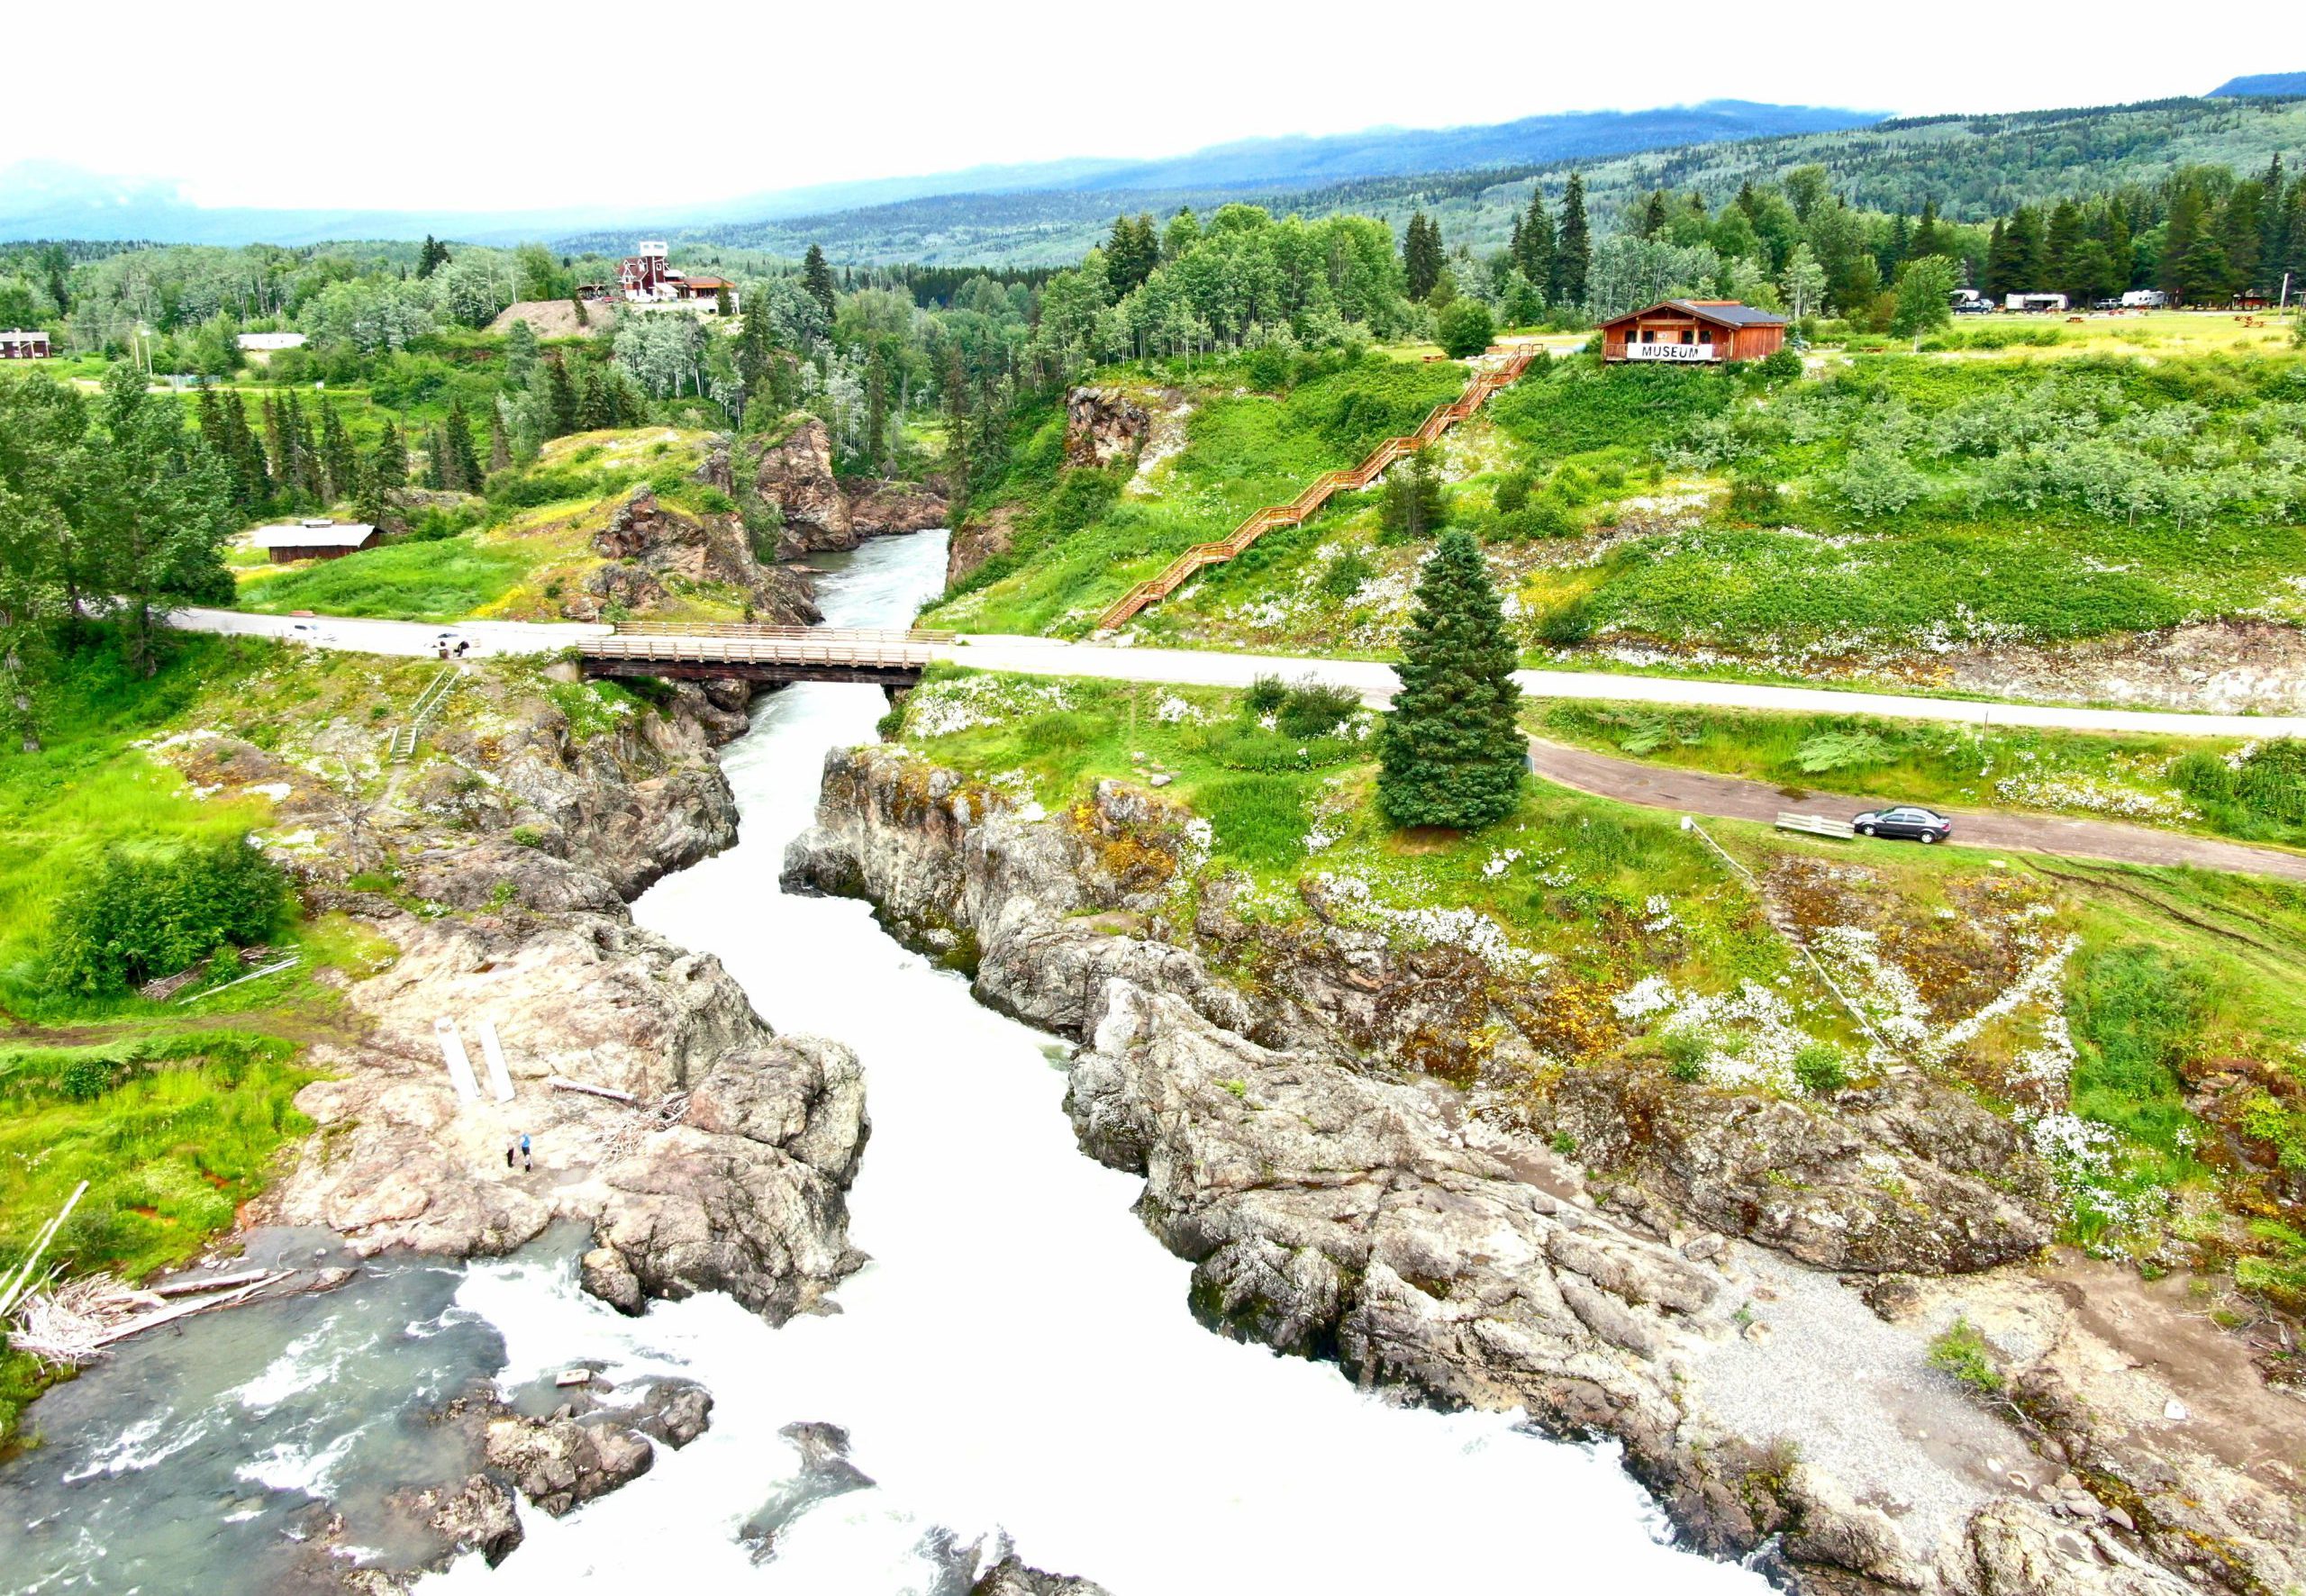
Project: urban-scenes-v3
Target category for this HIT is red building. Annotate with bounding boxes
[595,242,740,313]
[1600,300,1787,364]
[0,330,51,359]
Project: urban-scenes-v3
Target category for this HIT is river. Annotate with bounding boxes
[2,532,1766,1594]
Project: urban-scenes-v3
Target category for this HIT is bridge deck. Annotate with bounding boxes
[577,625,949,686]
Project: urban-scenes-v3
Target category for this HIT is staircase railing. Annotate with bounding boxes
[1094,347,1537,631]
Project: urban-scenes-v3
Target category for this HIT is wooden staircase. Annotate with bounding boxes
[1094,345,1540,632]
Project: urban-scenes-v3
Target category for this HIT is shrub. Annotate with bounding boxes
[1927,1318,2005,1395]
[1318,549,1375,600]
[1244,675,1290,717]
[1726,474,1782,522]
[1793,1042,1849,1096]
[1275,680,1361,740]
[45,839,289,996]
[1793,729,1893,774]
[1534,593,1595,644]
[1437,300,1496,359]
[1493,471,1534,514]
[509,824,547,848]
[1506,500,1579,540]
[1660,1029,1709,1081]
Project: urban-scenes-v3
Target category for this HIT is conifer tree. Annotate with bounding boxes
[443,400,482,492]
[488,404,512,475]
[570,292,590,328]
[546,355,581,437]
[372,421,408,491]
[1639,192,1667,240]
[578,368,613,432]
[1555,173,1591,309]
[319,404,359,503]
[1376,530,1524,830]
[802,245,838,322]
[422,426,448,491]
[1516,187,1555,301]
[1403,212,1444,301]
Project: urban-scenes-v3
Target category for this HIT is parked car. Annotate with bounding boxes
[1853,805,1954,843]
[1952,298,1995,314]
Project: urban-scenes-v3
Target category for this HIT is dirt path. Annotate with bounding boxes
[1526,739,2306,882]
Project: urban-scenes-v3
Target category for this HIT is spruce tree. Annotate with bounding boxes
[319,404,359,503]
[802,244,838,322]
[1403,213,1444,300]
[1376,530,1525,830]
[1555,173,1591,309]
[488,404,512,475]
[546,355,580,437]
[1516,187,1555,301]
[444,400,482,491]
[372,421,408,490]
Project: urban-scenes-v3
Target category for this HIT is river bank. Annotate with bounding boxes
[782,730,2306,1594]
[5,532,1780,1593]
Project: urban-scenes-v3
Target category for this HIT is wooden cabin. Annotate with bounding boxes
[1600,300,1787,364]
[249,520,380,562]
[0,330,51,359]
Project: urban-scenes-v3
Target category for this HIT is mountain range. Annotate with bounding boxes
[1,101,1875,249]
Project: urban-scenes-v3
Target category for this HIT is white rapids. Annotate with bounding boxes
[422,531,1766,1594]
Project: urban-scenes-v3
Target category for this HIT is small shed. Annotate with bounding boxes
[1600,300,1787,364]
[237,331,309,351]
[0,330,51,359]
[250,519,379,562]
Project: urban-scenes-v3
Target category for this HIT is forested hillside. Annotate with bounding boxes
[655,94,2306,266]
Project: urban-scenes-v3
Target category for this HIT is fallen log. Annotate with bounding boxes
[148,1266,276,1299]
[546,1075,636,1104]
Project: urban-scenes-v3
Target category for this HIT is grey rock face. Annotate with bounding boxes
[483,1410,655,1517]
[1064,386,1150,469]
[1549,1068,2052,1274]
[785,743,2245,1595]
[971,1556,1113,1596]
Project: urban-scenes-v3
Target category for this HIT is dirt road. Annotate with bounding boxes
[1526,740,2306,882]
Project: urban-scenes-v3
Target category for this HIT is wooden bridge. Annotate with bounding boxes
[1094,345,1542,631]
[577,624,952,688]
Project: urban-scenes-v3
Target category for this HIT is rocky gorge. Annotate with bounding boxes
[713,417,949,560]
[784,744,2306,1595]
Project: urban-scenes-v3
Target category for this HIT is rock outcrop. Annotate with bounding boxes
[972,1557,1112,1596]
[740,417,947,556]
[1064,386,1151,469]
[945,503,1018,588]
[223,665,868,1328]
[783,744,2301,1594]
[483,1408,656,1517]
[567,485,817,627]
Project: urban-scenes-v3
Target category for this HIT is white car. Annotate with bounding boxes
[286,620,333,646]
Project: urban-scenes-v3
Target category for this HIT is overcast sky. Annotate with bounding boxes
[5,0,2274,213]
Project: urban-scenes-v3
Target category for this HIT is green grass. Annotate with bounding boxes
[929,351,1467,636]
[894,669,2306,1294]
[237,536,531,621]
[0,639,277,1004]
[983,347,2306,680]
[0,1033,313,1283]
[1927,1317,2006,1395]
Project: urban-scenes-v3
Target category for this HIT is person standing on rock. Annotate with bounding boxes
[506,1138,516,1170]
[521,1133,531,1172]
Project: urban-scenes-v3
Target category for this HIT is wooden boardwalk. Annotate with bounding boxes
[1093,345,1541,631]
[578,624,953,687]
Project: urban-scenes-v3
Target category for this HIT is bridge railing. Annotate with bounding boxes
[580,625,947,668]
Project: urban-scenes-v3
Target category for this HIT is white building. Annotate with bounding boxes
[238,331,309,351]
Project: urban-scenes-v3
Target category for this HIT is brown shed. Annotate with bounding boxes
[249,519,380,562]
[1600,300,1787,364]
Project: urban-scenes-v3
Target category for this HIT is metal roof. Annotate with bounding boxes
[249,521,377,549]
[1605,299,1789,330]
